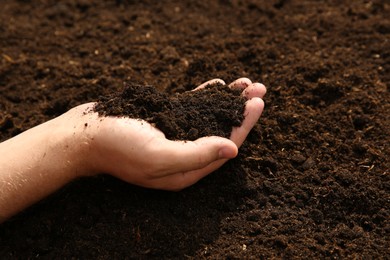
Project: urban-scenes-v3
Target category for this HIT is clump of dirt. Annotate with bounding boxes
[94,83,246,140]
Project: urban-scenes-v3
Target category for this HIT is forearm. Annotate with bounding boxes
[0,115,86,222]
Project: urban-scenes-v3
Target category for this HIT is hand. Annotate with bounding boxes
[0,78,265,221]
[68,78,266,190]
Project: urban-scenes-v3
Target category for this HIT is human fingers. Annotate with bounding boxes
[143,98,264,191]
[193,78,226,91]
[149,136,238,177]
[229,77,252,89]
[228,78,267,99]
[173,97,264,187]
[242,82,267,99]
[231,97,264,146]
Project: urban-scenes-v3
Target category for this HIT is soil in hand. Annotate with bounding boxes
[94,83,246,140]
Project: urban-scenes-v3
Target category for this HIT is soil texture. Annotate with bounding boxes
[94,83,245,140]
[0,0,389,258]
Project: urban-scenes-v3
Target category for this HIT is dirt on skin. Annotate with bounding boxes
[0,0,389,258]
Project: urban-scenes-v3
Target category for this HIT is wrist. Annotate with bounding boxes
[52,104,98,178]
[0,110,92,219]
[30,116,86,181]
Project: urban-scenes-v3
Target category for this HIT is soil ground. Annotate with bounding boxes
[0,0,389,258]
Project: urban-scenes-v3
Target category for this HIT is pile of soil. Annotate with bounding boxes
[94,83,245,140]
[0,0,389,258]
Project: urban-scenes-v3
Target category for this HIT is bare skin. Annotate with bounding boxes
[0,78,266,223]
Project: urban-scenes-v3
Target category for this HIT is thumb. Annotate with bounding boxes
[155,136,238,176]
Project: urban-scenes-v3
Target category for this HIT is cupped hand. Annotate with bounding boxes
[69,78,266,191]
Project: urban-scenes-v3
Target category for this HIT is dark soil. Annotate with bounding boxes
[0,0,389,258]
[94,83,245,140]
